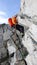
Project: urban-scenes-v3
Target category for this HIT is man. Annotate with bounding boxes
[8,15,24,37]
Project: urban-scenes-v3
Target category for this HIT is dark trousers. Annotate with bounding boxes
[16,24,24,37]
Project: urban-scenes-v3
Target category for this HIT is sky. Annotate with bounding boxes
[0,0,20,24]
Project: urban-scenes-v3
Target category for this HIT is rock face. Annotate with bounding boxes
[20,0,25,14]
[20,0,37,16]
[0,24,17,65]
[0,24,28,65]
[17,0,37,65]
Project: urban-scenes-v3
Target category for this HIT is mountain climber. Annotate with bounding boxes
[8,15,24,37]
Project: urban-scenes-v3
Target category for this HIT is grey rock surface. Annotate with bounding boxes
[0,24,27,65]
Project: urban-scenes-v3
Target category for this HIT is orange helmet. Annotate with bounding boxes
[12,16,17,24]
[8,16,17,27]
